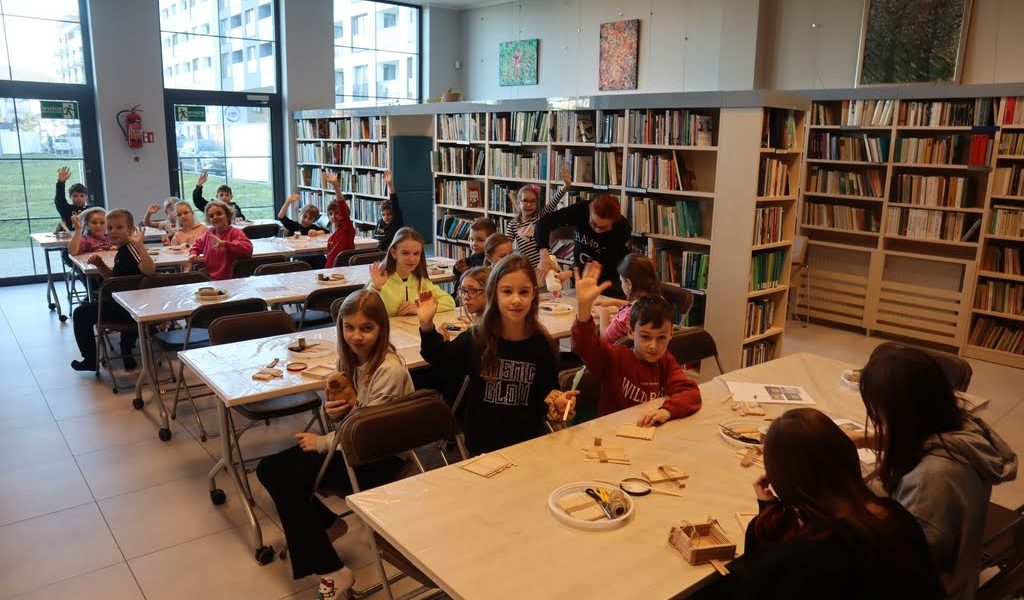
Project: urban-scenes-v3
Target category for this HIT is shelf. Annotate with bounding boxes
[751,240,793,251]
[806,158,885,167]
[351,138,387,144]
[295,138,321,143]
[896,125,973,131]
[351,192,389,200]
[436,139,486,145]
[624,188,714,198]
[803,192,885,203]
[978,270,1024,283]
[644,233,712,246]
[321,138,352,142]
[800,224,880,237]
[628,143,718,152]
[892,162,986,171]
[883,234,979,248]
[435,236,470,246]
[747,285,788,299]
[434,172,485,179]
[995,154,1024,160]
[488,175,548,184]
[550,141,598,147]
[808,124,892,131]
[806,238,876,252]
[886,203,985,214]
[488,140,550,147]
[971,308,1024,323]
[488,209,515,217]
[742,327,784,345]
[962,344,1024,369]
[352,164,387,171]
[435,204,486,214]
[661,281,707,295]
[295,162,319,167]
[985,234,1024,243]
[759,148,802,155]
[881,247,976,265]
[990,194,1024,202]
[756,195,798,202]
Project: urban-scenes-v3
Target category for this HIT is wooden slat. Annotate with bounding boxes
[808,277,870,297]
[809,268,869,285]
[963,344,1024,369]
[873,322,959,345]
[802,289,868,310]
[874,312,960,335]
[879,279,962,300]
[800,306,866,328]
[878,290,964,313]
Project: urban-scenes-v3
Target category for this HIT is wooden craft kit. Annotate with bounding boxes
[459,452,515,478]
[643,465,688,489]
[581,438,630,465]
[252,367,283,381]
[668,519,736,575]
[731,400,765,416]
[617,423,657,441]
[300,365,336,380]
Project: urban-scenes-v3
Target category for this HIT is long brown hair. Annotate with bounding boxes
[384,227,428,281]
[859,345,965,494]
[335,289,395,384]
[475,255,556,377]
[617,253,659,300]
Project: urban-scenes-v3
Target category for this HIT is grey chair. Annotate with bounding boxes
[95,274,147,393]
[333,248,377,268]
[242,223,280,239]
[667,328,725,375]
[348,250,387,266]
[254,261,311,276]
[230,254,290,278]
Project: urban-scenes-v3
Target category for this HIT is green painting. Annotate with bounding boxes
[858,0,971,85]
[498,39,539,86]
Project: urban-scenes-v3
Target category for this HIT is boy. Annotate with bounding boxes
[323,172,355,268]
[70,209,156,372]
[193,171,246,221]
[371,170,402,250]
[571,262,701,426]
[277,193,328,237]
[55,165,94,231]
[144,197,180,236]
[452,217,496,296]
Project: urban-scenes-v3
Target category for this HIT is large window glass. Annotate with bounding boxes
[159,0,276,93]
[333,1,420,107]
[0,0,85,84]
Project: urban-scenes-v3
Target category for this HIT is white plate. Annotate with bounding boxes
[539,300,573,316]
[194,290,229,302]
[548,481,634,531]
[718,418,768,448]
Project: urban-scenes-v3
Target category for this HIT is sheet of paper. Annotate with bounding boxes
[389,326,422,350]
[725,381,815,405]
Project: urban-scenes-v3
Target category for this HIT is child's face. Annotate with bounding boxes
[459,277,486,315]
[519,190,538,217]
[300,208,318,228]
[381,208,393,225]
[487,242,512,264]
[342,311,380,362]
[496,270,534,324]
[176,204,196,228]
[469,229,488,254]
[86,213,106,238]
[70,192,87,207]
[206,205,230,230]
[632,320,673,363]
[217,190,233,203]
[328,206,342,226]
[621,276,632,298]
[391,239,422,276]
[164,204,177,222]
[106,215,131,246]
[588,209,615,234]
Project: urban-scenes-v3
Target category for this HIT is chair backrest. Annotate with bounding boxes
[241,223,280,239]
[254,261,310,276]
[868,341,972,392]
[330,296,345,323]
[333,248,375,268]
[188,297,269,330]
[208,310,296,345]
[558,367,600,423]
[303,286,356,315]
[667,328,724,374]
[791,234,809,266]
[230,254,289,278]
[140,271,209,289]
[348,250,386,266]
[97,274,146,324]
[659,283,694,321]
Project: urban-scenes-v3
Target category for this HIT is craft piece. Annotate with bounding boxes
[286,361,308,372]
[739,447,761,468]
[617,423,656,441]
[581,444,630,465]
[548,481,634,531]
[459,452,514,478]
[288,339,334,359]
[194,287,228,302]
[668,519,737,567]
[316,272,348,284]
[840,368,861,389]
[642,465,688,489]
[265,358,280,369]
[300,365,337,380]
[539,300,572,316]
[719,418,769,448]
[251,367,283,381]
[731,400,765,416]
[544,389,575,422]
[147,248,160,255]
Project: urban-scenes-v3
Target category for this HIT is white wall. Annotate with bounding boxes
[424,6,463,100]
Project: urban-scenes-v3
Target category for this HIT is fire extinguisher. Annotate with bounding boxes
[116,105,144,149]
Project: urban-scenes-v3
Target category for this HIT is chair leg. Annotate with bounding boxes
[226,410,256,504]
[369,535,396,600]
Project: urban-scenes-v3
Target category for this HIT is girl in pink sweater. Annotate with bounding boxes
[596,254,661,343]
[187,200,253,280]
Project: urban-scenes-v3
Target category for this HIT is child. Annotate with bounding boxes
[256,290,412,594]
[457,266,489,320]
[711,408,943,599]
[322,172,356,268]
[597,254,661,343]
[857,346,1017,598]
[418,255,577,455]
[371,170,402,250]
[70,209,156,372]
[54,165,94,231]
[505,165,572,268]
[144,197,179,236]
[192,171,246,221]
[571,262,700,425]
[452,217,496,295]
[278,193,328,237]
[68,207,114,255]
[187,200,253,280]
[166,201,207,246]
[367,227,454,316]
[483,233,513,266]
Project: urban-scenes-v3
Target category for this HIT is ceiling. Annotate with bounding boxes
[400,0,510,10]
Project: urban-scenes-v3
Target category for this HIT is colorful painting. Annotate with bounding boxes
[498,39,539,86]
[858,0,971,85]
[599,19,640,91]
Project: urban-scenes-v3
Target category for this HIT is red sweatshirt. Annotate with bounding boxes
[190,226,253,280]
[325,200,356,268]
[571,318,702,419]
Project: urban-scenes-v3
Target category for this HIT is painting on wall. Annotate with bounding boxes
[498,39,539,86]
[599,19,640,91]
[857,0,972,85]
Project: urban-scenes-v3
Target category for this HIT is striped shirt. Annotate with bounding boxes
[504,186,567,268]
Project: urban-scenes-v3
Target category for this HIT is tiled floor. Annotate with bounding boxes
[0,283,1021,599]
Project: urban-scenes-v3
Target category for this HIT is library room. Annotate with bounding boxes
[1,0,1022,598]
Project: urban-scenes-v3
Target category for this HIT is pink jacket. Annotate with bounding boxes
[190,226,253,280]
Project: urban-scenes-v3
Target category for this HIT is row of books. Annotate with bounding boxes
[431,147,485,175]
[969,318,1024,355]
[490,111,551,143]
[436,214,474,241]
[742,339,775,367]
[298,189,325,210]
[488,183,517,214]
[802,203,879,233]
[342,144,387,168]
[823,99,895,127]
[435,179,483,208]
[349,197,383,224]
[807,132,889,163]
[296,117,349,140]
[550,239,574,262]
[892,174,972,208]
[993,166,1024,197]
[627,109,714,147]
[594,151,620,186]
[745,298,777,337]
[761,109,798,150]
[1001,98,1024,126]
[352,172,387,196]
[989,206,1024,238]
[654,249,709,290]
[998,132,1024,157]
[749,249,787,291]
[981,245,1023,275]
[296,143,323,164]
[551,111,594,144]
[552,151,595,184]
[683,294,706,328]
[758,157,791,197]
[434,240,471,261]
[296,167,352,192]
[437,113,486,141]
[629,198,703,238]
[353,117,386,141]
[894,134,992,166]
[885,207,981,242]
[806,166,884,198]
[753,205,786,244]
[624,151,684,191]
[898,99,990,127]
[599,113,626,145]
[489,149,549,181]
[974,281,1024,316]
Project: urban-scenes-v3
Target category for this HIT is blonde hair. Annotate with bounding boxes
[105,208,134,227]
[204,199,235,221]
[300,204,321,221]
[78,206,106,228]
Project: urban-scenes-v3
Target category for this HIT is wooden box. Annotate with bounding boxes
[668,520,736,565]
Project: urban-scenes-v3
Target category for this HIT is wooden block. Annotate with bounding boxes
[739,448,759,468]
[556,493,605,521]
[617,424,656,441]
[660,465,687,488]
[301,365,336,380]
[251,367,283,381]
[459,453,513,478]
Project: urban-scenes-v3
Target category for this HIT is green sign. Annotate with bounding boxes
[40,100,79,120]
[175,105,207,122]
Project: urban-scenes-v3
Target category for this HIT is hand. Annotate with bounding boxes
[70,212,81,230]
[396,301,417,316]
[556,270,573,282]
[87,254,105,267]
[551,389,579,415]
[561,164,572,188]
[57,166,71,182]
[308,229,324,237]
[536,251,555,284]
[285,193,299,205]
[196,172,208,187]
[322,171,340,189]
[369,260,388,290]
[416,290,438,328]
[454,257,467,271]
[573,262,612,313]
[188,254,204,265]
[146,203,160,216]
[324,399,353,420]
[382,170,393,186]
[128,225,145,246]
[637,408,671,427]
[752,474,776,502]
[295,432,320,453]
[210,235,223,247]
[162,235,170,246]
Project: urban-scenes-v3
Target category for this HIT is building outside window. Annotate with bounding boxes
[333,1,420,107]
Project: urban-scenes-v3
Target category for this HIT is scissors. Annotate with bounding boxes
[585,487,614,519]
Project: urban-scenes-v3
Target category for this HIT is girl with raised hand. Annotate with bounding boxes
[186,200,253,280]
[366,227,454,316]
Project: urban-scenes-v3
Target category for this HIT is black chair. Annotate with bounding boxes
[253,261,310,276]
[978,502,1024,599]
[868,341,972,392]
[333,248,377,268]
[660,283,694,323]
[241,223,280,239]
[667,328,725,375]
[348,251,386,266]
[330,296,346,324]
[295,286,356,330]
[95,274,147,393]
[230,254,289,278]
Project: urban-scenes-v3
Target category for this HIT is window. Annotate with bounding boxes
[231,50,243,63]
[259,42,272,58]
[230,14,241,28]
[334,2,420,107]
[334,70,345,97]
[258,4,272,19]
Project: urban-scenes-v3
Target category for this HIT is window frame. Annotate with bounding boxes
[333,1,422,107]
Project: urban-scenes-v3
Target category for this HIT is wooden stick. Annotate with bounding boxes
[583,457,631,465]
[648,486,686,498]
[496,451,516,467]
[562,395,573,421]
[709,559,730,576]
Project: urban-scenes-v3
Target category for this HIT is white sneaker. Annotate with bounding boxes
[315,567,355,599]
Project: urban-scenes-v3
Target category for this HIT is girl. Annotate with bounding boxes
[857,346,1017,599]
[505,165,572,268]
[709,407,943,599]
[278,192,328,237]
[68,207,114,255]
[186,200,253,280]
[483,233,513,266]
[367,227,454,316]
[457,266,489,320]
[596,254,661,343]
[167,201,207,246]
[323,172,355,268]
[144,196,178,236]
[256,290,413,596]
[418,255,577,455]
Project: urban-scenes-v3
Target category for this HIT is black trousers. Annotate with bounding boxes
[256,444,403,580]
[72,301,137,364]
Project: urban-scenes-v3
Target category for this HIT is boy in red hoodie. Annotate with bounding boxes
[322,171,355,268]
[571,261,701,426]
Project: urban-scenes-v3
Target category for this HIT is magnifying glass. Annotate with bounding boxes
[619,477,653,496]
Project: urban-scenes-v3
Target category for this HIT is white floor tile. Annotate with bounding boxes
[0,391,52,433]
[8,563,143,600]
[75,435,214,500]
[0,421,71,474]
[0,458,93,527]
[57,404,180,455]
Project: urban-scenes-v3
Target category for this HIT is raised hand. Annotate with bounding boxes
[322,171,340,189]
[57,166,71,182]
[196,172,208,187]
[146,203,160,215]
[561,164,572,188]
[573,262,612,314]
[285,193,300,205]
[369,260,389,290]
[382,170,393,186]
[70,212,81,230]
[128,225,145,246]
[416,290,438,328]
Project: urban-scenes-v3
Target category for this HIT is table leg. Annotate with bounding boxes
[42,248,67,323]
[133,321,172,440]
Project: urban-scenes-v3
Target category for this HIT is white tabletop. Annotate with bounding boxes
[31,227,165,249]
[345,352,865,600]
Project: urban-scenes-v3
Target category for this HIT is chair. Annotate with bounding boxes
[241,223,280,239]
[230,254,289,278]
[789,234,810,326]
[659,283,694,323]
[294,286,356,330]
[667,328,725,375]
[348,251,386,266]
[253,261,310,276]
[334,390,466,599]
[868,341,972,392]
[333,248,377,268]
[138,271,211,385]
[330,296,346,324]
[95,275,147,393]
[978,502,1024,599]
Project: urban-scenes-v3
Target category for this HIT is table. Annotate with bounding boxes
[345,352,866,600]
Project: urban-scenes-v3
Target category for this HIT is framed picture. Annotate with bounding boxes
[498,39,539,86]
[599,19,640,91]
[856,0,972,86]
